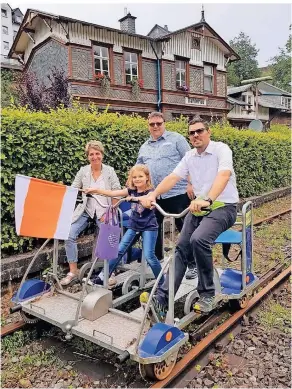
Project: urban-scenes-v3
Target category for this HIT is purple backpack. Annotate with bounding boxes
[95,206,121,260]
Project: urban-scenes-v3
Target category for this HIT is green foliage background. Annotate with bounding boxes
[1,106,291,254]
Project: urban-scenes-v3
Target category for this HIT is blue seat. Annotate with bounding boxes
[215,229,242,244]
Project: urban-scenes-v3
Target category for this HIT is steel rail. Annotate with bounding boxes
[150,265,291,388]
[1,320,26,337]
[254,208,291,226]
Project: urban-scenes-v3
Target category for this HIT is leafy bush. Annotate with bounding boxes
[1,106,290,254]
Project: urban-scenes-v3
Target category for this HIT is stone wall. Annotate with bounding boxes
[27,39,68,87]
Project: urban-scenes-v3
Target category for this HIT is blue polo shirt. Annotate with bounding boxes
[136,130,190,199]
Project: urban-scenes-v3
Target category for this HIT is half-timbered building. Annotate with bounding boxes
[9,8,239,120]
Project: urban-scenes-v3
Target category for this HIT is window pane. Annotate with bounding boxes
[204,65,213,75]
[131,53,138,63]
[204,76,213,92]
[94,58,101,71]
[126,74,132,84]
[102,59,109,71]
[93,46,101,57]
[124,52,131,62]
[181,72,185,82]
[3,41,9,50]
[2,26,8,34]
[101,47,108,58]
[176,72,181,82]
[125,65,131,74]
[132,65,137,76]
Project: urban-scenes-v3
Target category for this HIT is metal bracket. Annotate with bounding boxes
[58,20,70,40]
[41,17,52,32]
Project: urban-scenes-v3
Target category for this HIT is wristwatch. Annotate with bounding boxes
[203,197,213,206]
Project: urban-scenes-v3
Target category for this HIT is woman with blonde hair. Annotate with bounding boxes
[84,164,164,286]
[60,140,120,286]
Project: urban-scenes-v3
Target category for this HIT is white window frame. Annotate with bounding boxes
[2,8,7,17]
[175,60,187,88]
[204,64,214,94]
[2,25,8,35]
[124,51,138,84]
[3,41,9,50]
[93,45,110,77]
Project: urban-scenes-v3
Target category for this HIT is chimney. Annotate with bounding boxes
[164,25,168,31]
[118,12,137,34]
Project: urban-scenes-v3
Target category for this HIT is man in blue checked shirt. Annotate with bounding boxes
[136,111,197,279]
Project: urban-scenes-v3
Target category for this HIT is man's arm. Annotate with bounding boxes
[136,145,144,165]
[140,173,181,208]
[207,170,231,201]
[189,171,231,212]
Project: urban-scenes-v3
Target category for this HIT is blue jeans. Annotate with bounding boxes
[103,228,164,286]
[65,212,100,263]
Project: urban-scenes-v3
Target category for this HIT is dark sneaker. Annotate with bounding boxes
[185,267,198,280]
[193,295,215,313]
[140,292,167,322]
[91,276,103,285]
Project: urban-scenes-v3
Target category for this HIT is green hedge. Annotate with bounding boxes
[1,105,291,254]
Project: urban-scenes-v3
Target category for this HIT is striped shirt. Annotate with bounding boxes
[136,130,191,199]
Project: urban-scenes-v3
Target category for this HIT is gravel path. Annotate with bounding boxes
[188,280,291,388]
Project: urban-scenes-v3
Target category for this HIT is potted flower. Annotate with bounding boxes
[95,72,111,94]
[128,78,144,99]
[177,84,189,93]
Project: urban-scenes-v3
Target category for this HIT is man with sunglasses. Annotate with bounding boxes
[140,116,239,315]
[136,112,197,279]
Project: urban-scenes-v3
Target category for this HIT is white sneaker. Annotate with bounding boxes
[82,277,94,286]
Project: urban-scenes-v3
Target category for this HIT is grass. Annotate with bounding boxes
[258,299,291,333]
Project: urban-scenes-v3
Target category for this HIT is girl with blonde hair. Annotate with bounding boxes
[84,164,163,286]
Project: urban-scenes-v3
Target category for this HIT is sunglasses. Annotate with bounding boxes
[189,128,206,136]
[149,122,164,127]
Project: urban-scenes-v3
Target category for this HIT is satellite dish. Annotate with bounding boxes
[249,120,263,132]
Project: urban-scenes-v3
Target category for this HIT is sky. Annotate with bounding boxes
[7,0,291,67]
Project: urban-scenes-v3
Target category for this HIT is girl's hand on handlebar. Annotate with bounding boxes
[189,199,210,213]
[140,193,156,209]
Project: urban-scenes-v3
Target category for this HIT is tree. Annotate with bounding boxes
[268,26,291,92]
[1,69,19,107]
[17,67,70,111]
[227,32,260,86]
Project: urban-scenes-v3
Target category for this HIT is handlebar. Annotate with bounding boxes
[86,193,138,208]
[86,194,210,218]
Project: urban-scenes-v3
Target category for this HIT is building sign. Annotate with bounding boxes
[186,97,206,106]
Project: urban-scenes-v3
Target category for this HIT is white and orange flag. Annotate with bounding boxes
[15,175,78,239]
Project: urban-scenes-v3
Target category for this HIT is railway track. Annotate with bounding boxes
[1,208,290,341]
[149,264,291,388]
[1,207,291,388]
